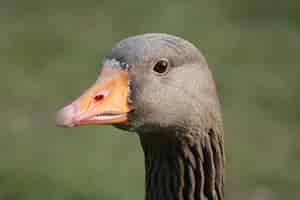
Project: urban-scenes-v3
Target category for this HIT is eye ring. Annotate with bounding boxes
[152,58,169,75]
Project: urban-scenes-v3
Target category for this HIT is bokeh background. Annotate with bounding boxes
[1,0,299,199]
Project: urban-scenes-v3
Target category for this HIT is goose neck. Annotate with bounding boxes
[139,129,224,200]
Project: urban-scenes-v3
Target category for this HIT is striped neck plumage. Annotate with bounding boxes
[139,129,224,200]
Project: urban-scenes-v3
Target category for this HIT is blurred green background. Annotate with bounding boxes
[1,0,299,199]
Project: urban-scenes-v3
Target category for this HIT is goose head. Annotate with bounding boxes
[56,33,222,136]
[56,33,225,200]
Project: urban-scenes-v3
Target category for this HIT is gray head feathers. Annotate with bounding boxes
[107,33,222,136]
[106,33,207,68]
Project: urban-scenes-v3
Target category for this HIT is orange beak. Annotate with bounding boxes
[56,65,132,127]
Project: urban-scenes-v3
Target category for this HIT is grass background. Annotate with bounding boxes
[0,0,299,199]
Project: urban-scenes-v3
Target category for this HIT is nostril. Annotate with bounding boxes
[94,94,104,102]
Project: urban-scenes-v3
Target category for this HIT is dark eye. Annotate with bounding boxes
[153,59,169,75]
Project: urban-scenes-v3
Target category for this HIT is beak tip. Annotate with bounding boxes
[56,104,76,128]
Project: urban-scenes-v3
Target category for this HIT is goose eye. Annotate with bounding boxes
[153,59,169,74]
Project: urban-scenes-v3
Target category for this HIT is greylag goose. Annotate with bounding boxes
[57,33,224,200]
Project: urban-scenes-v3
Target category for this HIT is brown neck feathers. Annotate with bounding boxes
[139,129,224,200]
